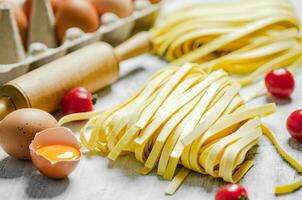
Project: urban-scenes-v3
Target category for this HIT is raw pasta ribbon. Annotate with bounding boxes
[60,63,302,195]
[151,0,302,86]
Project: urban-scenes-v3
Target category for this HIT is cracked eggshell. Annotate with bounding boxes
[0,109,58,160]
[30,127,81,179]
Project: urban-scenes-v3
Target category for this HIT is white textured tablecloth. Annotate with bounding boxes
[1,0,302,199]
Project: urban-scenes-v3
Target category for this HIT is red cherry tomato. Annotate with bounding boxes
[264,68,294,99]
[61,87,96,115]
[215,184,248,200]
[287,110,302,142]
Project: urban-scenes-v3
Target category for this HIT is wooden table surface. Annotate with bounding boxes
[1,0,302,199]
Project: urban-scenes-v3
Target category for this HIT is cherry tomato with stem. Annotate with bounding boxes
[61,87,97,115]
[264,68,294,99]
[215,184,248,200]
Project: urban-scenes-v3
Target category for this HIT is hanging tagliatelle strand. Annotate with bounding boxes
[151,0,302,86]
[59,63,302,195]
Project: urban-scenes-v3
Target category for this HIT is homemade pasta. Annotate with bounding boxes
[59,63,302,195]
[151,0,302,86]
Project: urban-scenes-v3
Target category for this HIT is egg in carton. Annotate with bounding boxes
[0,0,161,84]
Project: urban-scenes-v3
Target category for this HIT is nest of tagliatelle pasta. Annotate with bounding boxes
[59,63,302,195]
[151,0,302,86]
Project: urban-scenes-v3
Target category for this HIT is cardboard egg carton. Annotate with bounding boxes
[0,0,161,85]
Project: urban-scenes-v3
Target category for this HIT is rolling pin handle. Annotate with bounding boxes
[0,32,152,119]
[114,31,153,62]
[0,97,15,120]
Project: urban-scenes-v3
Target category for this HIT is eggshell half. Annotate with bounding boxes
[30,127,81,179]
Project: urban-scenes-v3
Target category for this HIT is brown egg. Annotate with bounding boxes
[149,0,161,4]
[89,0,133,18]
[56,0,100,42]
[30,127,81,179]
[23,0,32,18]
[0,0,28,45]
[0,108,58,160]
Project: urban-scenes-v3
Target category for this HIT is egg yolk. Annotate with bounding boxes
[36,145,80,162]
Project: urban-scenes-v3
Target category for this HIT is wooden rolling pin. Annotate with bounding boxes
[0,31,153,120]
